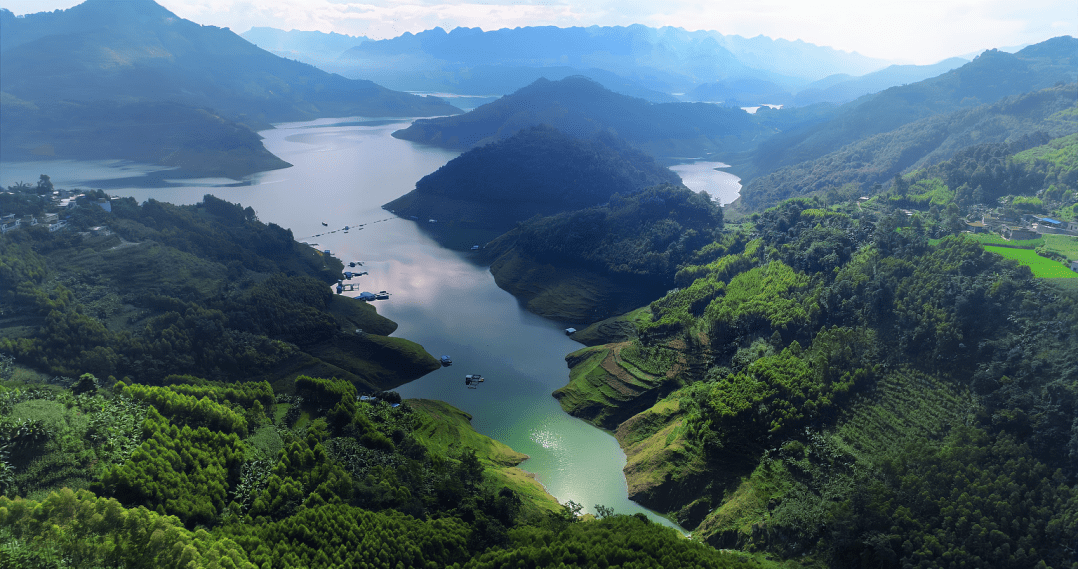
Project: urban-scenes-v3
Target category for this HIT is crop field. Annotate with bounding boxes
[984,246,1078,278]
[1042,234,1078,262]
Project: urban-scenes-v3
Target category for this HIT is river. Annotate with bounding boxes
[1,117,738,529]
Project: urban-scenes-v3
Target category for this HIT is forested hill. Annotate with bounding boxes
[0,98,292,179]
[0,0,460,124]
[736,36,1078,181]
[0,0,459,176]
[552,197,1078,567]
[736,83,1078,210]
[384,125,683,238]
[0,192,439,390]
[485,184,723,322]
[391,76,766,159]
[0,200,757,569]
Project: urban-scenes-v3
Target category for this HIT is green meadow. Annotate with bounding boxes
[984,245,1078,278]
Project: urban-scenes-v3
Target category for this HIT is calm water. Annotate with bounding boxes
[669,161,741,206]
[1,118,734,530]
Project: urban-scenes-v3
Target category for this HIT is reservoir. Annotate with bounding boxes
[669,161,741,206]
[0,117,732,530]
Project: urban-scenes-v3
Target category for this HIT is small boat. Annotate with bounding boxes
[344,226,349,230]
[465,374,484,383]
[322,222,328,226]
[375,291,389,300]
[440,355,453,366]
[470,245,480,251]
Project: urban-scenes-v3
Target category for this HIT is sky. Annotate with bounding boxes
[1,0,1075,64]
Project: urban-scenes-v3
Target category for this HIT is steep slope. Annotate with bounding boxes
[737,83,1078,210]
[384,125,682,240]
[0,0,460,124]
[738,37,1078,181]
[483,184,722,322]
[791,57,968,106]
[0,1,459,176]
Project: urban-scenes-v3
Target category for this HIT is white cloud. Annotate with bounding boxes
[1,0,1074,63]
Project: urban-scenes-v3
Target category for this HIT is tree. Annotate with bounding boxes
[72,373,98,395]
[35,175,53,195]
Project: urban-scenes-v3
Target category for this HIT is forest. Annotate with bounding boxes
[0,188,762,568]
[384,124,683,239]
[558,195,1078,567]
[0,357,755,568]
[2,32,1078,568]
[736,83,1078,211]
[0,192,438,391]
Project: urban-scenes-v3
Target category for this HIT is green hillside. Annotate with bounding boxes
[484,184,723,322]
[738,37,1078,180]
[0,192,439,390]
[736,84,1078,210]
[385,125,684,245]
[548,198,1077,567]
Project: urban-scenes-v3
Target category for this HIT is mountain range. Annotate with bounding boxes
[333,24,890,93]
[391,76,767,160]
[0,0,459,176]
[242,24,982,109]
[731,37,1078,193]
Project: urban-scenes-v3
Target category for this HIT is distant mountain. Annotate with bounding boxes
[735,84,1078,210]
[0,96,291,178]
[687,77,793,106]
[792,57,969,106]
[384,125,682,240]
[338,25,747,93]
[715,33,889,81]
[0,1,459,125]
[392,76,767,160]
[0,0,458,176]
[736,37,1078,181]
[331,24,890,99]
[241,27,367,65]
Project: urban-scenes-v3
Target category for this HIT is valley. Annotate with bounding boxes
[1,1,1077,567]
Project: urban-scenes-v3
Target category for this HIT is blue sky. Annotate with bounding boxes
[2,0,1075,64]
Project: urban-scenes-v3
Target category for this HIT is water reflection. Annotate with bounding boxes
[0,118,684,531]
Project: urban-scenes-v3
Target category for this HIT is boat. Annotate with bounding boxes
[465,374,484,383]
[375,291,389,300]
[321,222,328,226]
[440,355,452,366]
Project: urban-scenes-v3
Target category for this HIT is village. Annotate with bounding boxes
[1,177,112,235]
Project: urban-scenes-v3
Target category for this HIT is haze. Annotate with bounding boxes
[2,0,1074,64]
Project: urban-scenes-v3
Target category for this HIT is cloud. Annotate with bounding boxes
[2,0,1074,63]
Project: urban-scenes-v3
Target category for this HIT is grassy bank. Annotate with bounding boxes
[408,399,562,515]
